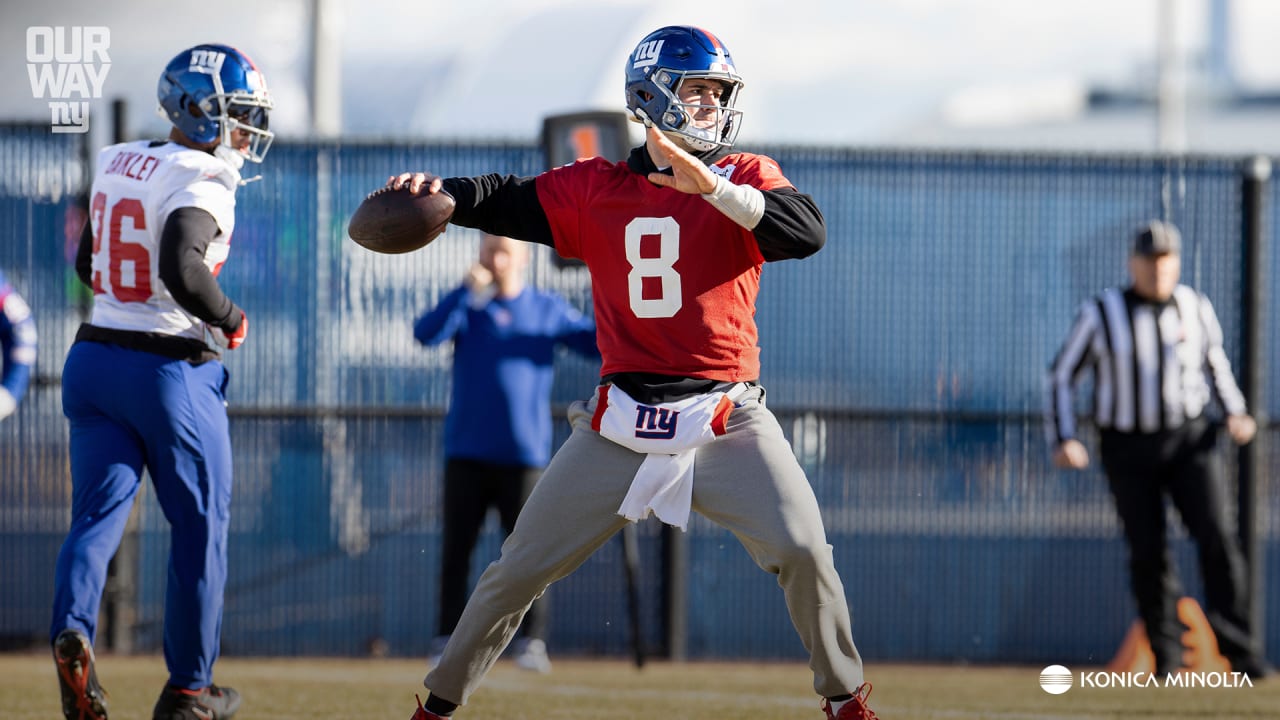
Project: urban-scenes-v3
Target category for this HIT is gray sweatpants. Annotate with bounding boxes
[424,384,864,703]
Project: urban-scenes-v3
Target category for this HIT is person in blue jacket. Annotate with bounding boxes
[0,268,37,422]
[414,233,598,674]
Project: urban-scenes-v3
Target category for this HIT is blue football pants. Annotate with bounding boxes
[53,340,232,689]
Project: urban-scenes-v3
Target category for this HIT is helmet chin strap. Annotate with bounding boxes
[637,106,721,162]
[214,142,245,170]
[664,130,695,151]
[212,144,263,185]
[677,126,718,153]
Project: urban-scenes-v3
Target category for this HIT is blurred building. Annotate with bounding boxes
[900,0,1280,154]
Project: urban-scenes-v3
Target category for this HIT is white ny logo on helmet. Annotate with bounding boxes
[632,40,663,69]
[188,49,225,74]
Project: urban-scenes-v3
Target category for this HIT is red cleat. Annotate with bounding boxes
[821,682,878,720]
[53,629,109,720]
[411,694,450,720]
[152,683,241,720]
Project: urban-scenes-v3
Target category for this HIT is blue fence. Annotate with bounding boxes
[1,126,1276,667]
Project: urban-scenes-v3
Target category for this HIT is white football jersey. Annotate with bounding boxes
[86,140,240,339]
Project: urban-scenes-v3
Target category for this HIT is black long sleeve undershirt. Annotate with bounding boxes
[441,145,825,262]
[75,218,93,288]
[157,207,242,333]
[754,188,826,261]
[441,174,555,247]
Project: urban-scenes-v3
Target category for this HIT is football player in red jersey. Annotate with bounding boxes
[391,26,877,720]
[52,44,272,720]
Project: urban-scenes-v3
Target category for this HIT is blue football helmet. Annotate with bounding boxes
[157,44,274,164]
[624,26,744,156]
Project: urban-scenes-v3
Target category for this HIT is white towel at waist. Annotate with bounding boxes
[591,383,745,530]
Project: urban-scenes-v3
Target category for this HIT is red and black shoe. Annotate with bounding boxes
[821,682,878,720]
[53,629,109,720]
[152,683,241,720]
[411,694,451,719]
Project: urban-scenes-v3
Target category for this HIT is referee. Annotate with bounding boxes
[1045,220,1273,679]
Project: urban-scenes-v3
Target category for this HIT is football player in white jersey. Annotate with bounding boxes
[51,44,273,720]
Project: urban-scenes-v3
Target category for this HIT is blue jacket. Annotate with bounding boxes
[415,284,598,466]
[0,269,37,405]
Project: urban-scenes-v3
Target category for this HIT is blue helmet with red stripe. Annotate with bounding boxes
[624,26,744,157]
[157,44,274,164]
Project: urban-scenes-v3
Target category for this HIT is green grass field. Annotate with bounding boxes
[5,653,1278,719]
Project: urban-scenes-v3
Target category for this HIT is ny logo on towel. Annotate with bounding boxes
[634,405,679,439]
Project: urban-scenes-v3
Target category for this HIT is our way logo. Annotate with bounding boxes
[1039,665,1073,694]
[26,26,111,134]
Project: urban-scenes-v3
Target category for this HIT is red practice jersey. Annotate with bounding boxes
[536,153,793,381]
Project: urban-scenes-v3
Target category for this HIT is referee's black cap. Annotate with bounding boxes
[1132,220,1182,256]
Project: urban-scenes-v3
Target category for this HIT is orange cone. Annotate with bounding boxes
[1106,620,1154,673]
[1106,597,1229,673]
[1177,597,1231,673]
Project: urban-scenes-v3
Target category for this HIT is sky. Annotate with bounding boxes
[4,0,1279,152]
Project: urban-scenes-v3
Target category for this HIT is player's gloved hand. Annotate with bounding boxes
[211,311,248,350]
[0,387,15,421]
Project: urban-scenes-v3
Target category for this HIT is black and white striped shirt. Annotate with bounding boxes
[1046,284,1247,444]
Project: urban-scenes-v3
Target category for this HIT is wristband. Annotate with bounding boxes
[701,173,764,230]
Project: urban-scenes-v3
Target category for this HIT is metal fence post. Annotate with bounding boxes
[662,525,687,661]
[1238,155,1270,648]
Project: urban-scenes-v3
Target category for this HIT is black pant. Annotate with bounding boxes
[438,458,547,641]
[1099,417,1258,673]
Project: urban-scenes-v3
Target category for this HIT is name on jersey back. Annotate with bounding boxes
[104,150,159,182]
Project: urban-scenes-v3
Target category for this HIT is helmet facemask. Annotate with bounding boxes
[646,70,743,154]
[217,100,273,165]
[201,65,274,165]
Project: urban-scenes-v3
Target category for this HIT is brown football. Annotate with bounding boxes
[348,186,455,254]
